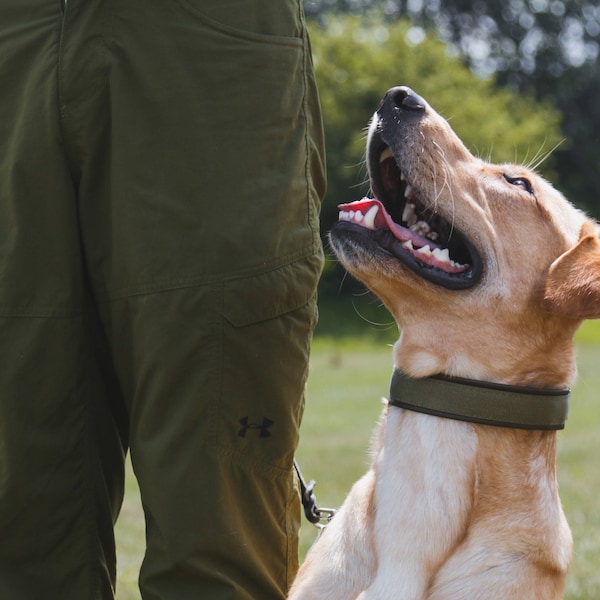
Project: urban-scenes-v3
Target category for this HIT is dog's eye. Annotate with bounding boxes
[503,174,533,195]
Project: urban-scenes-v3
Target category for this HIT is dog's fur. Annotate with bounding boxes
[289,87,600,599]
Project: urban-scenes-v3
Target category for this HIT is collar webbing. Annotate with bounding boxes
[389,370,570,430]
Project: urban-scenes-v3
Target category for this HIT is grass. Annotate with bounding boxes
[114,319,600,599]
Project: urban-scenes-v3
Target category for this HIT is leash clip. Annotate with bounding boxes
[294,460,337,529]
[314,506,337,529]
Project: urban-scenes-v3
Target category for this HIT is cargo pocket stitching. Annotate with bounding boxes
[173,0,304,48]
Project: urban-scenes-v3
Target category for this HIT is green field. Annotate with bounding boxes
[114,321,600,600]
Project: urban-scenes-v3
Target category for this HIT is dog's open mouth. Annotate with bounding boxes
[337,144,483,290]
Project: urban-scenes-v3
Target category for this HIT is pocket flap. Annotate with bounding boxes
[223,255,322,327]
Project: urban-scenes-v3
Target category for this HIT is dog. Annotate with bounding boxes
[288,86,600,599]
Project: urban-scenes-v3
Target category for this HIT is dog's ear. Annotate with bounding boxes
[541,221,600,319]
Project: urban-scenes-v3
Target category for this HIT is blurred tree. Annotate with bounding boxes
[305,0,599,80]
[305,0,600,216]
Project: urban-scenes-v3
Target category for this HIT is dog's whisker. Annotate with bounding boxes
[352,287,372,298]
[526,139,566,172]
[350,180,371,191]
[336,269,350,296]
[431,143,456,233]
[351,298,396,330]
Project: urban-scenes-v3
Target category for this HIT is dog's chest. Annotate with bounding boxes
[366,409,478,595]
[368,408,571,598]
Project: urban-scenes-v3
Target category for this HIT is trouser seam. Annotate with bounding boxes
[81,311,108,600]
[214,282,225,452]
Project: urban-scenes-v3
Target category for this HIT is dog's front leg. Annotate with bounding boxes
[288,469,377,599]
[355,410,477,600]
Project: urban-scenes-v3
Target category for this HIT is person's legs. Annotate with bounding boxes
[0,3,127,599]
[97,283,318,600]
[71,0,325,597]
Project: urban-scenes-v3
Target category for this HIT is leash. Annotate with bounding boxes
[294,459,336,529]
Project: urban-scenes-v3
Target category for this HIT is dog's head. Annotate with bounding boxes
[330,86,600,385]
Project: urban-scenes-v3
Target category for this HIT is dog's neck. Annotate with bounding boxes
[391,317,580,389]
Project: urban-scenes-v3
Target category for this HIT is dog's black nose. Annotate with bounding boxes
[380,86,426,113]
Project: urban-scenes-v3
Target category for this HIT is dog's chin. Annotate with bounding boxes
[329,220,483,291]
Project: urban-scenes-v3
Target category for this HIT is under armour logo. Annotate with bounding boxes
[238,417,274,438]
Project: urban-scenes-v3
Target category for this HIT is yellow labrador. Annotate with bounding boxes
[289,87,600,600]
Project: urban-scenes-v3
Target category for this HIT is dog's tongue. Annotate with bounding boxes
[338,198,469,274]
[338,198,438,250]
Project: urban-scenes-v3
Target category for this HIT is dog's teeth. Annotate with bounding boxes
[404,184,413,199]
[409,220,431,236]
[362,204,379,230]
[339,209,365,224]
[432,247,450,263]
[402,240,414,251]
[426,231,439,241]
[402,202,416,224]
[379,147,394,163]
[416,245,432,256]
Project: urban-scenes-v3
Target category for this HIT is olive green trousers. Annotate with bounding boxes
[0,1,325,598]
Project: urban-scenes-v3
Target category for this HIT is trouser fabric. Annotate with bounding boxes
[0,1,325,598]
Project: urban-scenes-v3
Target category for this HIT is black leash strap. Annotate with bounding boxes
[294,460,336,528]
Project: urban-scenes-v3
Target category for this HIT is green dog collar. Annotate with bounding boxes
[389,369,570,430]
